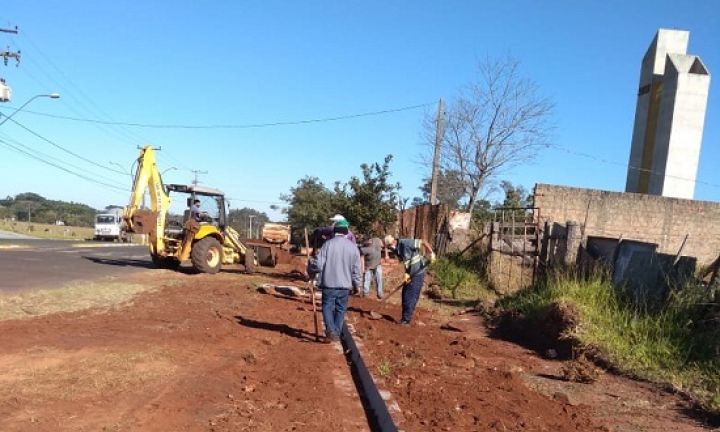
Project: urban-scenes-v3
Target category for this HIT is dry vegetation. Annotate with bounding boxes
[0,219,94,240]
[0,281,155,321]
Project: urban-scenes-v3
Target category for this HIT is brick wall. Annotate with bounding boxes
[533,183,720,265]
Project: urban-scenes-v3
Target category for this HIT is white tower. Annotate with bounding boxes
[625,29,711,199]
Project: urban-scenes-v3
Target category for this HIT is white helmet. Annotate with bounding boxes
[383,235,395,246]
[329,214,346,223]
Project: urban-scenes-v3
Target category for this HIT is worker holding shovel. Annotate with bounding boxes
[308,219,362,342]
[383,235,436,326]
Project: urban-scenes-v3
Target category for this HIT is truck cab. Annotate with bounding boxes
[94,208,127,242]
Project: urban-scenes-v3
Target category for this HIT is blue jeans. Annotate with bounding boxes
[321,288,350,337]
[363,265,383,298]
[401,271,425,323]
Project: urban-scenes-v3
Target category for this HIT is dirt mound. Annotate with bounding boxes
[560,355,602,384]
[490,300,580,359]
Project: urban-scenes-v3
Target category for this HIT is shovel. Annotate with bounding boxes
[304,228,320,341]
[367,280,407,320]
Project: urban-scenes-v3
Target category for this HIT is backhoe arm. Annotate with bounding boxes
[123,146,171,254]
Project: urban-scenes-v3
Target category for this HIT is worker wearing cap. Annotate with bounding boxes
[309,219,362,342]
[329,214,357,244]
[384,235,435,326]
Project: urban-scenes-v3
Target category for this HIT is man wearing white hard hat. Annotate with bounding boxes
[329,214,356,244]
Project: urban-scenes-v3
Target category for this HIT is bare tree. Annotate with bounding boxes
[429,56,553,214]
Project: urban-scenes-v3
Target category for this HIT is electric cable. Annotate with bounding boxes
[11,31,149,147]
[4,116,128,175]
[555,145,720,189]
[0,130,122,184]
[0,137,129,193]
[0,102,435,130]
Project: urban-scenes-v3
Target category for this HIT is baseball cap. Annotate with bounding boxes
[330,214,346,222]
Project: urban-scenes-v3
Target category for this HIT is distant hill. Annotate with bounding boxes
[0,192,99,227]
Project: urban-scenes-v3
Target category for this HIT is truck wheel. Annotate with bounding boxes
[191,237,223,274]
[244,248,255,274]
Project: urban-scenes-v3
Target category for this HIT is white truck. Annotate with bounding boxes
[94,207,128,242]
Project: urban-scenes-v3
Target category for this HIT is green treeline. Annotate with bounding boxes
[0,192,98,227]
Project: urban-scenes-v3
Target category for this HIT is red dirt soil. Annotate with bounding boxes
[0,268,713,431]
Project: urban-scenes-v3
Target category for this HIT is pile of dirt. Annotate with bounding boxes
[490,300,580,359]
[560,355,602,384]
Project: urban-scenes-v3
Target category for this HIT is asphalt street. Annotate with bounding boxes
[0,239,152,292]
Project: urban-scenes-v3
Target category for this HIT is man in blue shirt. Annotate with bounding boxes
[308,219,362,342]
[384,235,435,326]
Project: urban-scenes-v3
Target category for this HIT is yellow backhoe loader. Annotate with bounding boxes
[122,146,255,274]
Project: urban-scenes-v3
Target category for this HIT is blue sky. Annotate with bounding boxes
[0,1,718,221]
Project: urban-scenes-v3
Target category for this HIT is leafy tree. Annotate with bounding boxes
[0,205,12,219]
[15,200,42,222]
[499,181,531,208]
[340,155,400,236]
[281,156,400,243]
[1,192,97,226]
[15,192,44,202]
[472,199,494,225]
[497,181,532,222]
[420,169,465,209]
[227,207,270,239]
[281,177,336,243]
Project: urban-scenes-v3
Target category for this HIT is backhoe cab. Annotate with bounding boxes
[123,146,253,274]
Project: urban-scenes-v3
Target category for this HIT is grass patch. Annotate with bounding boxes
[0,281,154,321]
[499,271,720,413]
[429,254,495,303]
[0,219,93,240]
[1,348,175,402]
[377,358,393,378]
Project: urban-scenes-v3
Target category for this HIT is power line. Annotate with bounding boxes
[11,31,149,147]
[4,116,128,175]
[226,197,283,205]
[555,145,720,189]
[0,130,122,184]
[0,137,129,193]
[0,102,435,130]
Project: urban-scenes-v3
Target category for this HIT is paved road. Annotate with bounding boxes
[0,239,153,292]
[0,229,38,240]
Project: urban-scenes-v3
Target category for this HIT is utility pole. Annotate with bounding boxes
[0,25,20,103]
[429,98,445,205]
[191,169,207,186]
[248,215,255,239]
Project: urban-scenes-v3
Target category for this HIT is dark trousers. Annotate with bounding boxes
[401,271,425,323]
[321,287,350,337]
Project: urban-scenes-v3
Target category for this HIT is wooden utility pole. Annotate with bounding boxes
[429,98,444,205]
[191,169,208,186]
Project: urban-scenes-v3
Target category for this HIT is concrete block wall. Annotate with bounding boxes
[534,184,720,266]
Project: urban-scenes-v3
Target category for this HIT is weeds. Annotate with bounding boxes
[499,270,720,413]
[377,359,393,378]
[430,253,495,302]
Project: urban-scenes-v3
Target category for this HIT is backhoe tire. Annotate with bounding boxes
[191,237,223,274]
[151,254,180,270]
[244,248,255,274]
